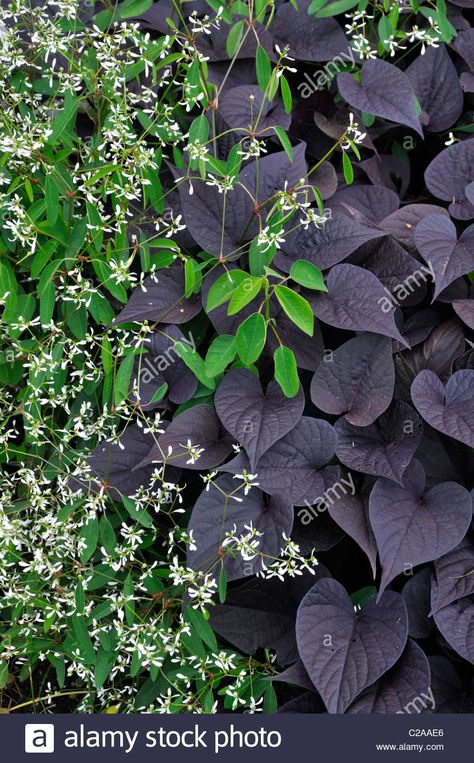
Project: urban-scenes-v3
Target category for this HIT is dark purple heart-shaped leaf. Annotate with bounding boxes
[239,142,308,208]
[369,459,472,597]
[254,417,337,505]
[337,60,422,136]
[411,369,474,448]
[452,299,474,330]
[427,656,465,712]
[359,154,410,196]
[453,27,474,70]
[219,85,291,133]
[414,426,462,489]
[308,264,407,344]
[330,184,399,224]
[335,401,423,484]
[401,567,434,639]
[132,325,197,406]
[347,640,431,714]
[267,311,325,371]
[275,211,385,272]
[214,368,304,470]
[310,333,394,426]
[296,578,408,713]
[179,144,308,257]
[113,264,201,325]
[310,161,338,199]
[272,659,317,692]
[174,171,251,258]
[461,72,474,92]
[210,569,328,665]
[436,278,470,303]
[272,0,348,62]
[277,693,326,713]
[187,475,294,581]
[197,19,275,62]
[399,309,440,349]
[207,60,258,91]
[431,537,474,614]
[293,491,345,552]
[433,594,474,664]
[327,488,377,578]
[414,214,474,299]
[348,237,428,307]
[425,139,474,220]
[381,204,450,248]
[402,320,466,384]
[71,424,157,498]
[406,45,463,132]
[137,405,232,471]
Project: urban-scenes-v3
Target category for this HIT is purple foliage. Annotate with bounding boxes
[85,3,474,712]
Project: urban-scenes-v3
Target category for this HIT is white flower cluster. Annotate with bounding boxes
[345,8,440,60]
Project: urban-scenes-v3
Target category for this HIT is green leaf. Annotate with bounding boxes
[290,260,328,291]
[249,237,276,276]
[206,0,232,21]
[205,335,236,376]
[101,336,113,376]
[64,217,87,263]
[279,74,292,113]
[88,292,115,325]
[273,127,293,161]
[218,565,227,604]
[184,605,219,652]
[256,45,272,93]
[227,276,263,315]
[184,258,202,297]
[124,573,135,626]
[274,285,314,336]
[188,114,209,145]
[361,111,376,127]
[100,515,116,555]
[122,496,153,528]
[308,0,328,11]
[114,352,134,407]
[351,586,378,609]
[226,144,242,178]
[80,516,99,563]
[0,662,9,690]
[117,0,153,19]
[235,313,267,365]
[48,654,65,688]
[342,151,354,184]
[206,270,248,312]
[45,174,60,226]
[40,281,55,325]
[274,346,299,397]
[71,615,96,664]
[48,89,77,144]
[313,0,358,15]
[378,15,392,49]
[268,73,279,101]
[263,683,278,713]
[226,19,245,57]
[149,381,168,403]
[75,581,85,614]
[174,342,215,389]
[95,647,116,689]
